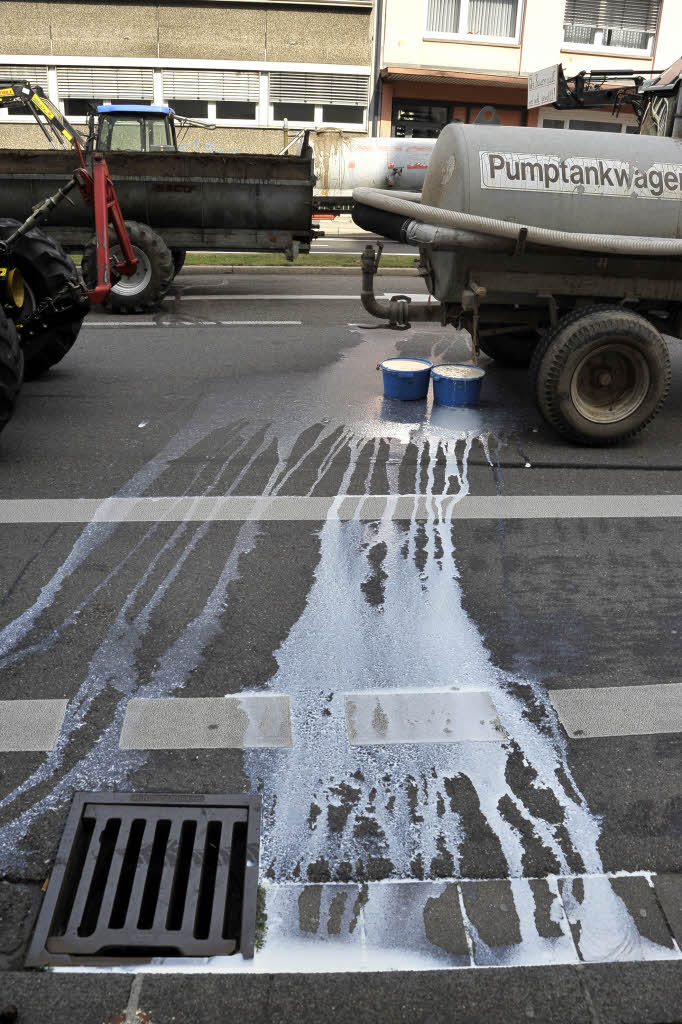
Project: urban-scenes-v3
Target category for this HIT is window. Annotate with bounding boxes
[216,101,257,120]
[168,100,208,118]
[63,98,103,117]
[568,118,622,131]
[563,0,661,53]
[425,0,522,41]
[273,102,316,123]
[323,104,364,124]
[269,72,368,125]
[540,113,636,133]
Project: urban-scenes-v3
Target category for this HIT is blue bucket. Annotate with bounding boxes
[380,357,433,400]
[432,364,485,406]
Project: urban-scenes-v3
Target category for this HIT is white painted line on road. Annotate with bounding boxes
[169,294,361,301]
[0,494,679,524]
[0,699,67,751]
[170,294,427,302]
[119,695,293,749]
[549,682,682,738]
[84,320,155,327]
[344,690,505,745]
[84,320,303,328]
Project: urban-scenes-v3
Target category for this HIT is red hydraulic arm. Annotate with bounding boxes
[74,148,137,305]
[0,83,137,305]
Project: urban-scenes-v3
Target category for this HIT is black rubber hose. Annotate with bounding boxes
[352,202,411,243]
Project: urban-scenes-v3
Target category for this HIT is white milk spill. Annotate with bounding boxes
[0,324,675,970]
[434,364,485,379]
[381,358,431,371]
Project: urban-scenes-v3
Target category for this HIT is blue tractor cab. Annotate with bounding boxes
[93,104,178,152]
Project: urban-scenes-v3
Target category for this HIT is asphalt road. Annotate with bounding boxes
[0,269,680,1022]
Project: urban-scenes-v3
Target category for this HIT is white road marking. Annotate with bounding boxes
[169,294,427,302]
[119,695,293,750]
[56,874,679,973]
[344,690,505,745]
[549,682,682,738]
[0,494,679,524]
[83,319,303,328]
[169,294,362,301]
[0,699,67,751]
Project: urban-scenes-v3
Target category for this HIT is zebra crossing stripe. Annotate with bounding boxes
[0,699,67,751]
[0,494,679,524]
[118,695,293,750]
[344,690,506,745]
[548,682,682,738]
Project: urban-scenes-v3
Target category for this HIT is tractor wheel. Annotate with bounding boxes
[0,219,86,381]
[171,248,187,277]
[83,220,173,314]
[479,331,539,368]
[530,305,672,445]
[0,306,23,436]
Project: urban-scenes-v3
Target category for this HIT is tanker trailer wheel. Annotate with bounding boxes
[479,331,539,368]
[82,221,174,314]
[0,218,85,381]
[530,306,672,445]
[0,307,23,436]
[171,248,187,278]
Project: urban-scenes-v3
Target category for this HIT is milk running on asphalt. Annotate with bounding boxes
[0,324,674,968]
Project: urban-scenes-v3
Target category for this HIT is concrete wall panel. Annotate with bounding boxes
[265,9,372,65]
[158,6,267,61]
[50,3,159,58]
[0,2,52,56]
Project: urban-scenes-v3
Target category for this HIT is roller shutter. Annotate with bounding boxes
[269,72,369,107]
[162,69,260,101]
[56,67,154,99]
[0,64,49,89]
[563,0,661,32]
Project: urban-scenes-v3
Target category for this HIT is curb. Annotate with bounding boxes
[179,265,418,276]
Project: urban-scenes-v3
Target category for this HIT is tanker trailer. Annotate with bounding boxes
[311,131,435,212]
[352,122,679,445]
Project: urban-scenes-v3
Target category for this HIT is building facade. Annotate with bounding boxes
[375,0,681,137]
[0,0,374,151]
[2,0,681,152]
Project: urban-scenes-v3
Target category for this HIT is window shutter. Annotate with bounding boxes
[0,64,49,90]
[162,70,260,102]
[425,0,461,33]
[56,67,154,99]
[269,73,369,106]
[564,0,661,33]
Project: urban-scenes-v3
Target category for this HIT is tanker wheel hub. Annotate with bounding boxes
[570,341,650,424]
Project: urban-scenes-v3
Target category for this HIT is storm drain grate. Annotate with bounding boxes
[26,792,261,966]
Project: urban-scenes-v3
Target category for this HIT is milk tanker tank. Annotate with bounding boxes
[312,132,436,209]
[352,122,681,445]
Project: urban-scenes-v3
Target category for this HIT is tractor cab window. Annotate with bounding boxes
[99,115,144,150]
[98,114,172,151]
[144,117,173,151]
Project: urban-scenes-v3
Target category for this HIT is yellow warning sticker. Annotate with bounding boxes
[0,88,15,97]
[32,95,54,119]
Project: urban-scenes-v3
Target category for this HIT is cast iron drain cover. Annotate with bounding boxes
[26,792,261,966]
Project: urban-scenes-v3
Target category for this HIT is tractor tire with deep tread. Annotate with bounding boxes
[0,218,85,381]
[479,332,539,368]
[0,307,23,436]
[530,305,672,445]
[171,248,187,277]
[82,220,174,314]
